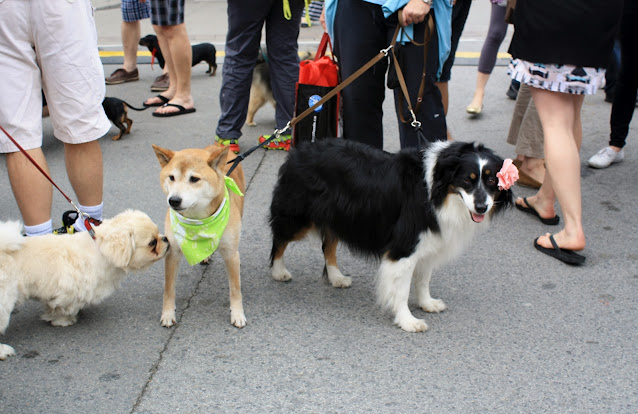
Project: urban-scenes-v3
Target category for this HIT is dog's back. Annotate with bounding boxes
[270,139,432,261]
[0,221,24,254]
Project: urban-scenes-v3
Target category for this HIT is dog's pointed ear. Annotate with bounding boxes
[152,144,174,167]
[95,225,135,269]
[207,145,230,172]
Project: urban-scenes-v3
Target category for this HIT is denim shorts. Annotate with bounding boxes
[150,0,185,26]
[122,0,151,23]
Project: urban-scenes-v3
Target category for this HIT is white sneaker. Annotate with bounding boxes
[587,146,624,169]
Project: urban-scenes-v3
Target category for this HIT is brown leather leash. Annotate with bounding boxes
[227,22,403,176]
[227,15,434,176]
[0,124,101,238]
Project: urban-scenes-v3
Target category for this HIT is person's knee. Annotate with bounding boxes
[153,23,186,40]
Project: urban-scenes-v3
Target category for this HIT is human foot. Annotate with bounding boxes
[515,197,559,225]
[143,94,171,107]
[153,98,195,116]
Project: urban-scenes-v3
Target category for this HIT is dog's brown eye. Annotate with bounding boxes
[189,176,200,183]
[149,238,157,247]
[169,175,175,181]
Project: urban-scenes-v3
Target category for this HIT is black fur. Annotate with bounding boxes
[138,34,217,76]
[102,97,148,141]
[269,139,513,263]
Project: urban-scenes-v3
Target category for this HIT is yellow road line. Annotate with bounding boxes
[99,50,512,59]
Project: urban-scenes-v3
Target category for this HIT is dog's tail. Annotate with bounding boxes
[0,221,25,253]
[122,101,150,111]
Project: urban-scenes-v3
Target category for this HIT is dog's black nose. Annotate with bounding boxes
[475,202,488,214]
[168,196,182,208]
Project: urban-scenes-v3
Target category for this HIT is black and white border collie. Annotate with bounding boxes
[268,139,514,332]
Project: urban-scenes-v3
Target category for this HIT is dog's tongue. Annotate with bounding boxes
[471,212,485,223]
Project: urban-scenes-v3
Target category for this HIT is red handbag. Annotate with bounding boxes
[293,33,340,146]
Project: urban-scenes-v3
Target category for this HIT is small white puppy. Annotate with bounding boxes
[0,209,169,360]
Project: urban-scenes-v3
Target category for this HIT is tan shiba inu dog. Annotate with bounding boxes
[152,144,246,328]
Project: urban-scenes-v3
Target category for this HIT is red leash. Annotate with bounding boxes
[0,124,101,238]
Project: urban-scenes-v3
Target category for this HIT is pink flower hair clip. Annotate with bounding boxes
[496,158,519,190]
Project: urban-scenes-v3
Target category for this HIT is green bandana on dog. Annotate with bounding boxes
[170,176,244,265]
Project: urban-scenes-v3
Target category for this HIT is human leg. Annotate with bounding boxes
[508,84,545,184]
[467,4,507,112]
[151,23,193,115]
[6,150,53,228]
[106,0,150,84]
[122,20,141,72]
[333,0,388,149]
[394,13,446,148]
[215,1,267,140]
[437,0,472,118]
[265,0,303,130]
[528,88,585,252]
[587,2,637,168]
[0,1,52,229]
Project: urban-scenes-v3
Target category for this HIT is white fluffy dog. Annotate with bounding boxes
[0,209,169,360]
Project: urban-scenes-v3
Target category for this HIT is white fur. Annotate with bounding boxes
[375,148,496,332]
[0,210,168,360]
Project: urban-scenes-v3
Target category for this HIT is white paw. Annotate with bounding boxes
[396,315,429,332]
[230,310,247,328]
[420,298,447,313]
[49,315,77,327]
[0,344,16,360]
[329,274,352,288]
[272,268,292,282]
[160,311,176,328]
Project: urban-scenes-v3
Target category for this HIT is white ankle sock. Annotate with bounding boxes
[24,219,53,237]
[74,203,103,232]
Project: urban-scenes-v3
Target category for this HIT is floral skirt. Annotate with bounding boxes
[509,59,605,95]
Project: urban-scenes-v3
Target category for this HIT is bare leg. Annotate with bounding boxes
[64,141,103,207]
[150,23,194,114]
[122,20,141,72]
[467,71,490,111]
[527,88,585,252]
[6,149,52,226]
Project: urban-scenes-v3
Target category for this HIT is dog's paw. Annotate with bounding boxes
[160,311,176,328]
[328,274,352,288]
[247,121,257,127]
[271,261,292,282]
[395,315,429,333]
[47,315,77,327]
[230,310,247,329]
[420,298,447,313]
[0,344,16,360]
[330,276,352,288]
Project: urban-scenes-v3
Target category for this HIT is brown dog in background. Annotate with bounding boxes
[246,51,315,127]
[152,144,246,329]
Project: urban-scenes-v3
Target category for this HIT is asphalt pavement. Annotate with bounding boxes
[1,1,637,413]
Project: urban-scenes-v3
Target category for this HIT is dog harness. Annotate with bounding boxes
[170,176,243,265]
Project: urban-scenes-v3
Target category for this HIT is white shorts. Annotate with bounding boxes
[0,0,111,153]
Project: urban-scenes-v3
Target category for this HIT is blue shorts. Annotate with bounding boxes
[150,0,185,26]
[121,0,151,23]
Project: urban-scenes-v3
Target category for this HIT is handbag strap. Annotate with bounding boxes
[315,32,335,61]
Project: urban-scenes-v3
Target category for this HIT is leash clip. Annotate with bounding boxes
[409,110,421,129]
[274,121,291,139]
[380,44,394,56]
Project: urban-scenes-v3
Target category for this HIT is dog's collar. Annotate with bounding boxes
[170,177,243,265]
